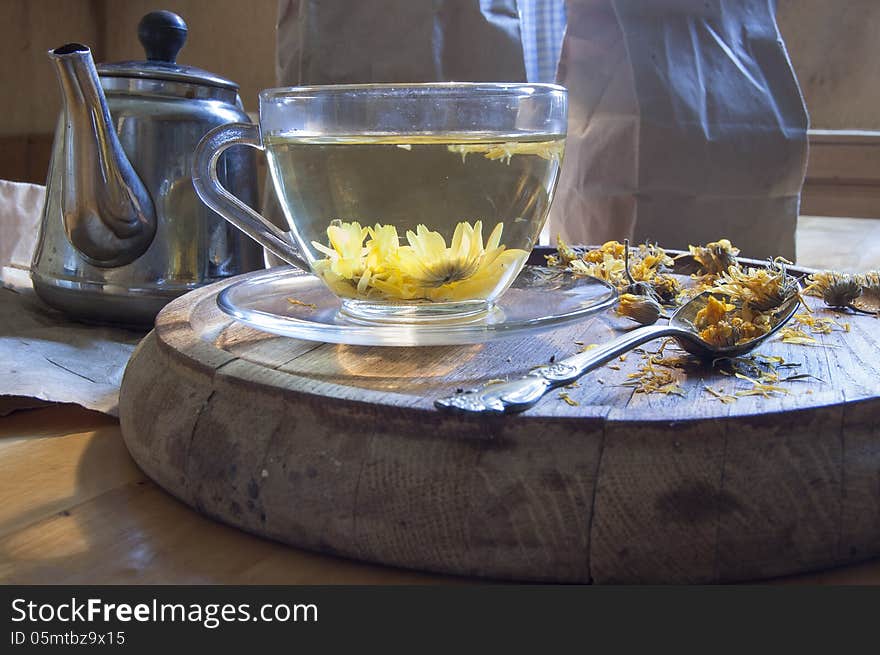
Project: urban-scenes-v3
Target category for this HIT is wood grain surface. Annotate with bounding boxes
[4,404,880,585]
[117,258,880,584]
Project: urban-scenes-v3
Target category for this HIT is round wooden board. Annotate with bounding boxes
[119,254,880,583]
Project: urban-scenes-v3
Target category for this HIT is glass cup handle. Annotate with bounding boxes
[192,122,309,271]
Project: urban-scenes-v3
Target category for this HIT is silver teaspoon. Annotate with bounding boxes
[435,290,801,415]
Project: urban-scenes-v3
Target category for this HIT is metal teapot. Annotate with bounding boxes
[31,10,262,325]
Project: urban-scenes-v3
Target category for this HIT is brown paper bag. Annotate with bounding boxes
[550,0,809,259]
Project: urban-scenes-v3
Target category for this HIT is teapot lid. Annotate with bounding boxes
[97,10,238,91]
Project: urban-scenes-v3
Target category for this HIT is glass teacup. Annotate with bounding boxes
[193,83,567,324]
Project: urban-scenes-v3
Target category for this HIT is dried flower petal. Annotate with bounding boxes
[286,297,318,310]
[779,327,820,346]
[558,392,580,406]
[704,386,737,403]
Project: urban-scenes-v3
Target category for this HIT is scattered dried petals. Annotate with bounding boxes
[779,327,822,346]
[624,361,685,396]
[734,372,790,397]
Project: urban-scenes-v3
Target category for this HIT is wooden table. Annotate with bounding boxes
[1,403,879,585]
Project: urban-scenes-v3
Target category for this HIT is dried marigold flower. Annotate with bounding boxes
[695,295,735,326]
[617,293,663,325]
[554,239,677,306]
[569,255,625,283]
[621,239,675,302]
[853,271,880,313]
[631,243,674,275]
[679,239,740,276]
[552,234,579,266]
[824,279,862,309]
[583,240,627,263]
[804,271,862,308]
[650,273,682,304]
[858,270,880,292]
[709,259,798,312]
[693,294,771,348]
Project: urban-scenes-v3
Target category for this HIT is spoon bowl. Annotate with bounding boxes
[668,290,801,359]
[436,285,802,414]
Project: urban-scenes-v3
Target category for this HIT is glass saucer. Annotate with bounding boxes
[216,266,617,347]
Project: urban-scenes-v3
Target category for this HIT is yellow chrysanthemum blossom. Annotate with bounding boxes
[311,221,368,279]
[311,219,527,303]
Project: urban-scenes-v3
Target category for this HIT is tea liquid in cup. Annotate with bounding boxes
[193,83,568,324]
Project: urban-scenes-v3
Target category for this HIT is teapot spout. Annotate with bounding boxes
[49,44,156,267]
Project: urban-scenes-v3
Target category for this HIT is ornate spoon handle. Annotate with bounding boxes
[435,325,691,415]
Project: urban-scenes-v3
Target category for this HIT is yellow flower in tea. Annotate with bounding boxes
[402,222,495,286]
[311,219,527,303]
[311,221,368,279]
[379,221,527,302]
[365,223,400,273]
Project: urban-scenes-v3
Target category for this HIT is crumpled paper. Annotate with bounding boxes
[0,179,144,417]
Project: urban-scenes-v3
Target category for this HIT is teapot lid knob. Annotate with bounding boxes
[138,10,187,63]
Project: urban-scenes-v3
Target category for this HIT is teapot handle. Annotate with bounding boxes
[192,123,309,272]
